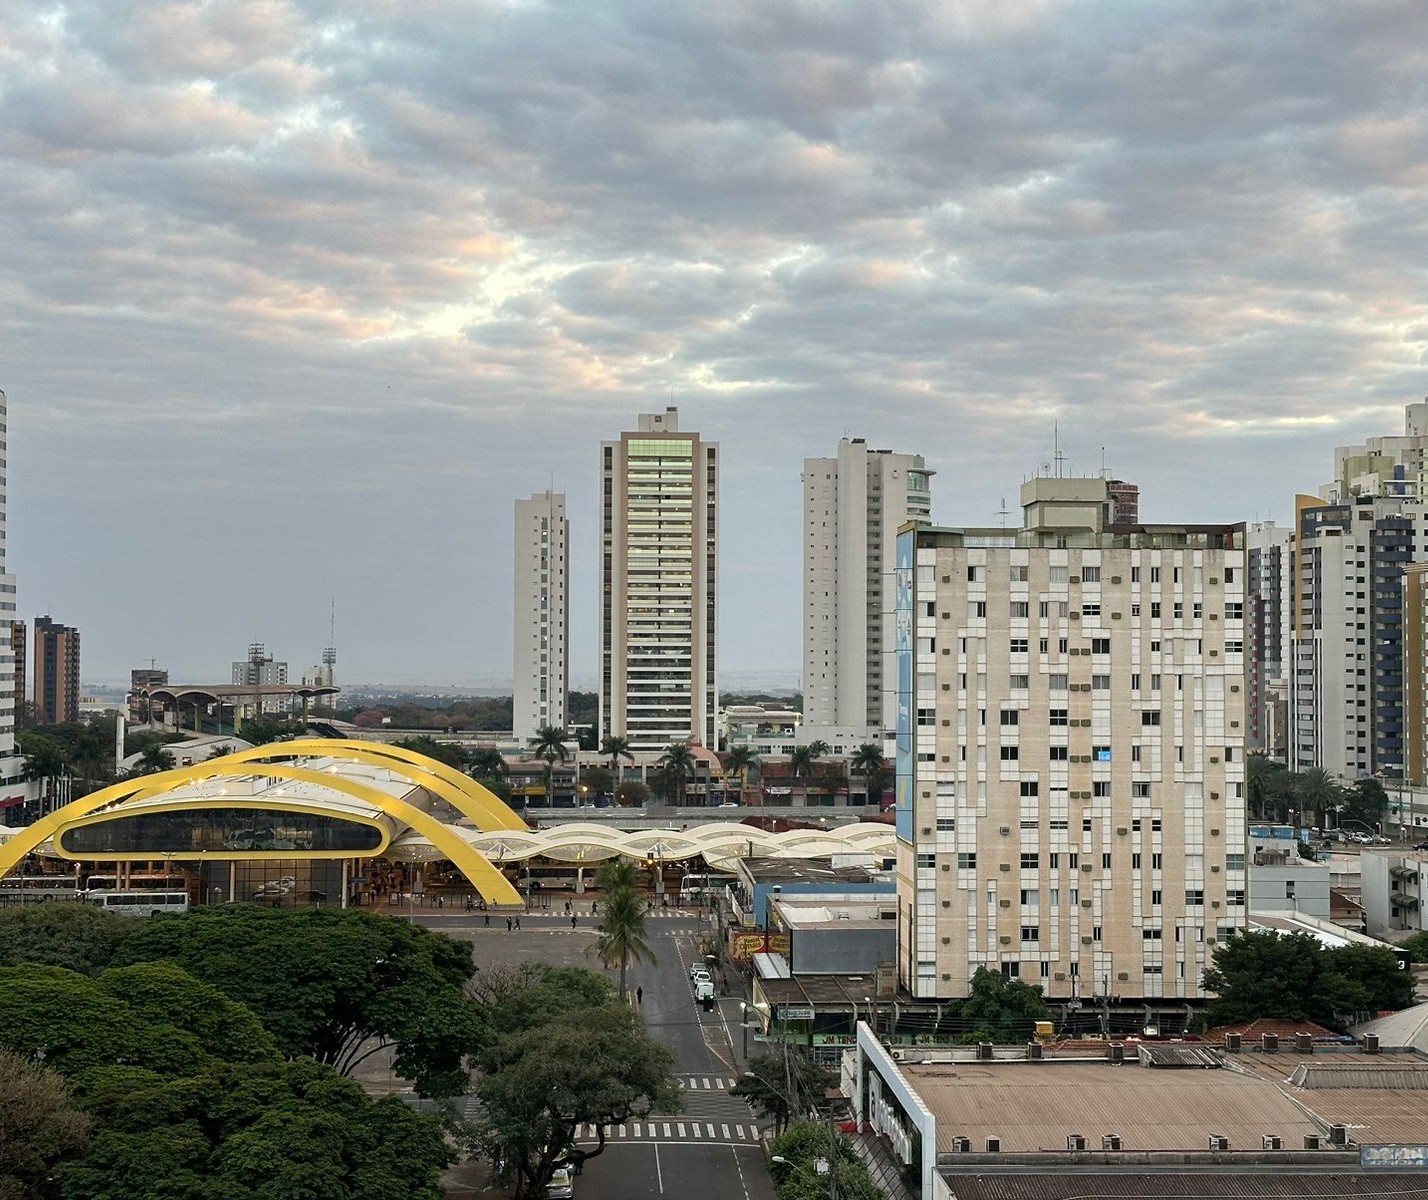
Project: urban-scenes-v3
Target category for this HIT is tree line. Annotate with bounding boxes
[1248,754,1395,832]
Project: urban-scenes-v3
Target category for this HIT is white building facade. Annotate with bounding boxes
[513,490,569,745]
[1246,520,1293,759]
[599,408,718,754]
[0,389,24,810]
[803,439,933,740]
[894,476,1247,1002]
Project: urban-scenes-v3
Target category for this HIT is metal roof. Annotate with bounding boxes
[936,1171,1428,1199]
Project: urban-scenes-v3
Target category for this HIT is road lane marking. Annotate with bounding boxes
[721,1124,730,1139]
[706,1123,716,1138]
[654,1142,664,1194]
[677,1123,686,1138]
[662,1123,671,1138]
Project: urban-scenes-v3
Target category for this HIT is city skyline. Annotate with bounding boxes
[6,3,1428,684]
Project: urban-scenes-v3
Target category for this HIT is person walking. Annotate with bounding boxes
[484,912,490,927]
[571,914,578,929]
[506,916,513,932]
[514,915,521,930]
[636,986,643,1006]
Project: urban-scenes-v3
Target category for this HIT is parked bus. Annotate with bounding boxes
[0,875,81,905]
[84,890,190,917]
[677,873,737,905]
[84,874,187,893]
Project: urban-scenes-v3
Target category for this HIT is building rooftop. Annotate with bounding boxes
[771,897,893,930]
[935,1171,1428,1199]
[739,858,887,886]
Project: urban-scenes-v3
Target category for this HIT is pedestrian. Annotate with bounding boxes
[636,986,643,1006]
[564,900,571,916]
[437,896,443,910]
[484,913,490,927]
[506,916,513,932]
[515,915,521,930]
[571,915,578,929]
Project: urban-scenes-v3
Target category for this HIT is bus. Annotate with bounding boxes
[84,890,190,917]
[0,875,81,905]
[85,874,187,893]
[677,873,737,905]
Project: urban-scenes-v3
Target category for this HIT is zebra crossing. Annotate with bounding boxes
[676,1075,738,1090]
[573,1118,761,1144]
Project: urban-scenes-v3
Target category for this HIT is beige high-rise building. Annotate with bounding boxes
[34,615,82,726]
[803,439,932,737]
[0,391,16,768]
[894,476,1247,1002]
[599,407,718,754]
[513,491,569,744]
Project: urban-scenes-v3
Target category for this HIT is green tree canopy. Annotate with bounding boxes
[0,1049,91,1200]
[0,903,141,975]
[61,1058,449,1200]
[467,746,508,780]
[732,1053,839,1135]
[466,995,678,1198]
[110,906,484,1097]
[942,967,1053,1042]
[615,779,650,807]
[769,1120,881,1200]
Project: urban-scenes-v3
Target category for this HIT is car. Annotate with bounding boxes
[691,968,712,985]
[1413,841,1428,851]
[694,979,716,1002]
[689,961,707,979]
[546,1167,574,1200]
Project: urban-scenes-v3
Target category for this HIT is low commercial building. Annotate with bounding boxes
[769,896,898,976]
[849,1024,1428,1200]
[1247,823,1331,919]
[1360,848,1427,936]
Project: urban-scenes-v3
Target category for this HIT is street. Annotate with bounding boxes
[413,907,778,1200]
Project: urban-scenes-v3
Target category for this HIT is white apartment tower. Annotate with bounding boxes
[600,407,717,753]
[804,439,932,736]
[0,390,19,799]
[895,476,1247,1002]
[513,491,569,744]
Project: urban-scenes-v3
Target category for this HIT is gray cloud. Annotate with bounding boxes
[4,0,1428,684]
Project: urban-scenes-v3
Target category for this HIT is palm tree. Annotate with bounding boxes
[531,724,569,807]
[468,747,508,781]
[596,858,639,893]
[135,744,176,775]
[849,742,886,807]
[788,739,830,806]
[658,742,696,806]
[723,746,760,804]
[601,735,634,786]
[1295,766,1345,830]
[20,732,67,787]
[594,883,657,1002]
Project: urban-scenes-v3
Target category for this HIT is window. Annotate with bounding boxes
[1132,852,1143,869]
[1081,817,1093,832]
[1173,602,1183,619]
[1185,889,1204,906]
[1010,601,1029,618]
[1093,745,1111,761]
[1050,673,1068,691]
[1225,602,1243,620]
[1141,711,1161,726]
[1224,567,1235,582]
[1101,852,1112,868]
[1020,888,1039,905]
[1050,853,1061,867]
[1009,638,1029,654]
[1038,601,1050,618]
[1150,602,1161,618]
[1091,637,1110,654]
[916,854,936,868]
[1069,854,1080,868]
[1081,566,1100,582]
[1151,889,1162,905]
[967,566,982,581]
[1049,745,1069,761]
[1151,818,1161,832]
[1082,603,1101,617]
[1093,925,1103,942]
[957,853,977,869]
[1227,889,1246,906]
[1131,745,1142,762]
[1093,781,1110,797]
[1050,566,1068,583]
[1000,745,1019,761]
[1020,925,1039,943]
[936,818,955,831]
[1000,709,1019,726]
[1226,640,1244,653]
[1049,821,1068,832]
[1143,928,1162,940]
[1019,781,1040,797]
[1020,853,1040,869]
[1132,781,1151,798]
[1151,853,1163,869]
[1131,672,1141,690]
[1049,708,1068,726]
[1150,567,1161,583]
[969,601,986,618]
[1091,674,1111,690]
[1010,565,1029,582]
[1039,637,1050,653]
[1144,965,1163,975]
[1131,567,1140,582]
[1009,674,1029,690]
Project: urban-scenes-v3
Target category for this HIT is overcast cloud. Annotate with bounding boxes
[4,0,1427,687]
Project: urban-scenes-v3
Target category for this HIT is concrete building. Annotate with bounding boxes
[769,895,898,975]
[599,407,717,753]
[1358,848,1426,937]
[513,491,569,745]
[1290,490,1428,779]
[1405,562,1428,787]
[803,438,933,738]
[33,615,81,726]
[895,475,1247,1002]
[231,644,290,716]
[1329,398,1428,500]
[1246,519,1293,758]
[1247,824,1330,920]
[9,621,23,721]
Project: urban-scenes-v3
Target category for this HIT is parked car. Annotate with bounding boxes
[1413,840,1428,851]
[546,1167,574,1200]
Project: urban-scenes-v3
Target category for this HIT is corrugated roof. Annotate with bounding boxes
[903,1061,1319,1153]
[1354,1002,1428,1052]
[1232,1050,1428,1144]
[1289,1063,1428,1089]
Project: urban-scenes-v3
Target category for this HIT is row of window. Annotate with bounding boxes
[964,565,1238,585]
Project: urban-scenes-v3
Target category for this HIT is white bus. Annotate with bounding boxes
[0,875,81,905]
[677,873,736,905]
[84,890,190,917]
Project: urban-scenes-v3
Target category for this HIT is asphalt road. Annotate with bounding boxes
[413,908,776,1200]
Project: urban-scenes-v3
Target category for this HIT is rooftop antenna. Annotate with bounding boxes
[1053,421,1066,479]
[1100,445,1107,478]
[322,601,336,671]
[997,497,1010,530]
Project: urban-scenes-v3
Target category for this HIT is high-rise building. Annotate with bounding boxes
[803,438,933,737]
[0,391,19,792]
[1246,520,1293,759]
[599,407,717,753]
[894,475,1246,1002]
[33,616,82,726]
[232,643,288,715]
[10,620,26,721]
[514,491,569,744]
[129,665,168,724]
[1404,563,1428,788]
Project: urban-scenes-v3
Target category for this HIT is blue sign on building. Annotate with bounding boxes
[1361,1144,1428,1169]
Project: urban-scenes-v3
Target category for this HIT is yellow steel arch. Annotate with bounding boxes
[212,739,526,832]
[0,762,522,906]
[49,797,394,861]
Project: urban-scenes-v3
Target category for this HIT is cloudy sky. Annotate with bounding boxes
[4,0,1427,688]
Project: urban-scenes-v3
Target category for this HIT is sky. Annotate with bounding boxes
[4,0,1428,689]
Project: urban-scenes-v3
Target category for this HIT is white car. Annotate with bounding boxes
[546,1167,574,1200]
[691,970,712,989]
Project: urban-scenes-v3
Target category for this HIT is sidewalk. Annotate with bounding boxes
[849,1131,918,1200]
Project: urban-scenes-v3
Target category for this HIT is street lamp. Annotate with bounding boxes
[771,1156,829,1175]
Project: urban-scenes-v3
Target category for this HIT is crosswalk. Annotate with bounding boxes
[677,1076,738,1090]
[574,1119,761,1144]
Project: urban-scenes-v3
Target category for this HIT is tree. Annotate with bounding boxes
[0,905,140,975]
[593,883,656,1002]
[133,743,175,775]
[1341,777,1390,833]
[19,731,67,786]
[849,743,886,807]
[468,747,508,781]
[531,725,570,807]
[615,779,650,807]
[234,715,305,745]
[1401,930,1428,964]
[0,1049,91,1200]
[465,990,678,1198]
[723,746,760,803]
[731,1053,839,1135]
[580,763,613,799]
[600,735,634,786]
[658,742,696,806]
[1247,753,1295,820]
[944,967,1052,1041]
[788,739,830,806]
[769,1120,881,1200]
[61,1058,449,1200]
[1294,767,1346,829]
[394,735,468,773]
[110,907,485,1097]
[1325,943,1415,1014]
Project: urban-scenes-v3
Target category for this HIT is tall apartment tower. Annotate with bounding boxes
[803,439,933,737]
[513,491,569,744]
[10,621,26,722]
[1405,563,1428,788]
[599,407,717,753]
[33,616,82,725]
[894,476,1246,1002]
[0,392,17,772]
[1246,520,1293,759]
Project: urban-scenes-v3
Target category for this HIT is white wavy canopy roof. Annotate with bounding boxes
[390,821,895,871]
